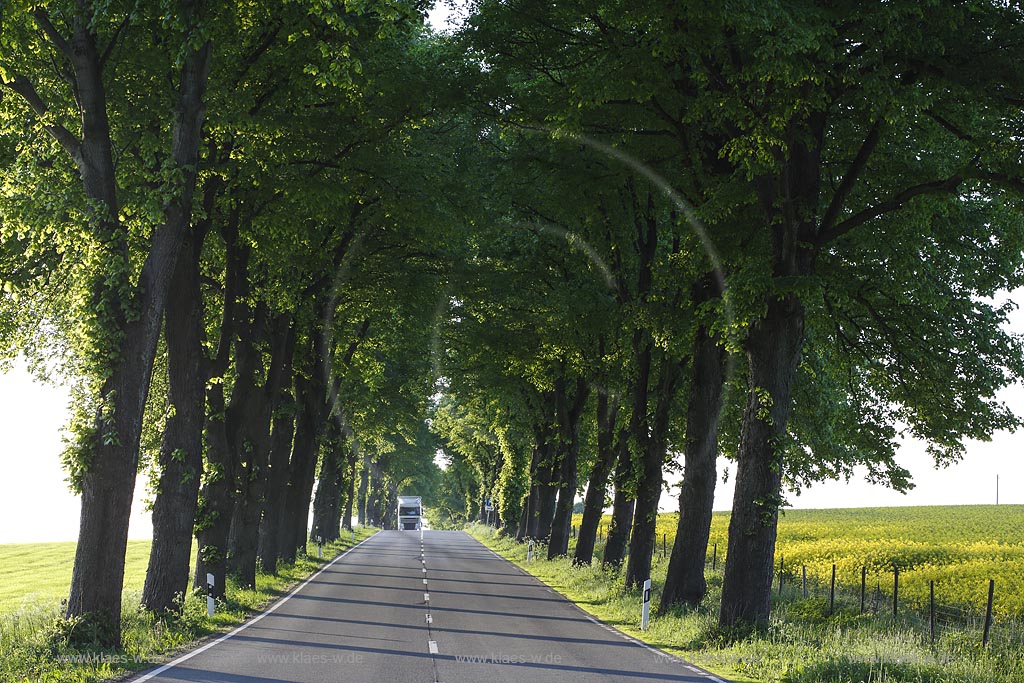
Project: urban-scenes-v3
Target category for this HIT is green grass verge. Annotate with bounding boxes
[0,528,377,683]
[467,521,1024,683]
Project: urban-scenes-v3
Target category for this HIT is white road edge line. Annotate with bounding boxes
[582,614,727,682]
[472,533,727,683]
[131,534,377,682]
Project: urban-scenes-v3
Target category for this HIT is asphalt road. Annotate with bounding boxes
[132,530,728,683]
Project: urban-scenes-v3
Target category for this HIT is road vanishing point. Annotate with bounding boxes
[131,530,729,683]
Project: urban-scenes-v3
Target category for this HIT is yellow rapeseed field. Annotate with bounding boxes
[577,504,1024,618]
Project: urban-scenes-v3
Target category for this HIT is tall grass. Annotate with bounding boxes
[0,528,377,683]
[468,516,1024,683]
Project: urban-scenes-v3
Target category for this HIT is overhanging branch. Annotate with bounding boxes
[817,117,884,245]
[818,174,965,244]
[2,74,82,164]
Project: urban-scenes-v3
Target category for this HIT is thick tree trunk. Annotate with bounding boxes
[573,389,618,567]
[602,437,634,568]
[194,383,234,599]
[605,330,653,570]
[63,21,211,644]
[549,377,590,559]
[357,452,370,526]
[625,353,683,589]
[257,333,297,574]
[311,423,346,542]
[383,480,398,530]
[662,316,727,610]
[226,308,290,588]
[516,446,540,540]
[533,452,559,543]
[281,367,323,562]
[367,468,383,526]
[142,226,208,612]
[720,295,805,628]
[194,213,244,593]
[342,446,357,531]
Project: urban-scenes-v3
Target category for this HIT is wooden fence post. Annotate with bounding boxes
[983,579,995,647]
[930,580,936,644]
[860,566,866,614]
[829,564,837,615]
[893,567,900,618]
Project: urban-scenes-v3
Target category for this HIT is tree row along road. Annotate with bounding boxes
[131,530,725,683]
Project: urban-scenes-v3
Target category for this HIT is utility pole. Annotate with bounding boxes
[996,474,999,505]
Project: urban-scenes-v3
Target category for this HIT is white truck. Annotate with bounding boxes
[397,495,422,531]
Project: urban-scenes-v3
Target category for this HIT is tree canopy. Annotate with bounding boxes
[1,0,1023,643]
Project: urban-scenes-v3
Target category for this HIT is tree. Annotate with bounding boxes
[1,1,212,644]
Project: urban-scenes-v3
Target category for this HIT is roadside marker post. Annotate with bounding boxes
[527,539,534,563]
[206,573,215,617]
[316,536,323,559]
[641,578,652,631]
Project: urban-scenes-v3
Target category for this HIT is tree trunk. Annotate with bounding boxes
[142,224,208,612]
[662,308,727,610]
[605,329,653,569]
[194,382,234,599]
[533,447,559,543]
[367,468,383,526]
[625,353,683,589]
[549,377,590,559]
[63,20,211,645]
[342,445,357,531]
[257,334,298,574]
[194,208,242,598]
[602,435,634,568]
[226,308,290,588]
[311,423,346,542]
[357,452,370,526]
[281,365,323,562]
[573,388,618,567]
[720,295,805,628]
[383,479,398,529]
[516,446,540,541]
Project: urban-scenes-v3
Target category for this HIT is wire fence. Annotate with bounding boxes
[573,523,1023,652]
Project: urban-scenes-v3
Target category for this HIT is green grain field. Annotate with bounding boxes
[0,530,376,683]
[0,540,155,614]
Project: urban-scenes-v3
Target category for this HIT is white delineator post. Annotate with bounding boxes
[206,573,216,617]
[641,578,652,631]
[527,539,534,563]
